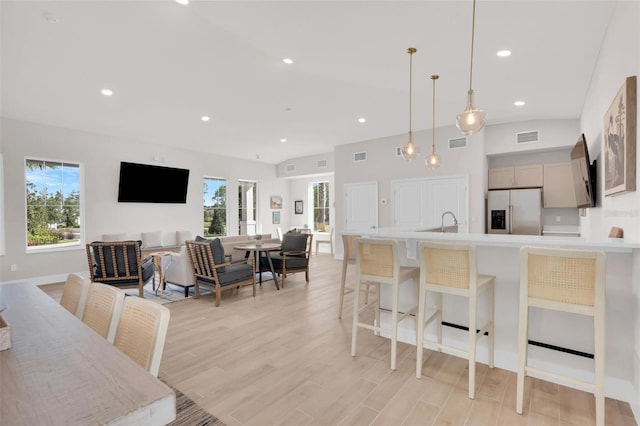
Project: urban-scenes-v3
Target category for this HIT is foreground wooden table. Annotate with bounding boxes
[0,282,176,425]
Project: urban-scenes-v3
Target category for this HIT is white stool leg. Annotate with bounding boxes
[594,310,605,426]
[374,283,381,336]
[516,306,529,414]
[351,276,362,357]
[468,292,477,399]
[338,259,348,319]
[436,292,443,352]
[390,279,399,371]
[416,279,427,379]
[488,281,495,368]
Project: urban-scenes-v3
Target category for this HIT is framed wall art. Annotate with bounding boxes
[294,200,303,215]
[270,195,282,209]
[604,75,636,196]
[272,211,280,224]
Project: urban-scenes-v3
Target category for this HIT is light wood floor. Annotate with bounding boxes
[43,255,636,426]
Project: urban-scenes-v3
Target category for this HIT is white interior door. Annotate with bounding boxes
[344,181,378,232]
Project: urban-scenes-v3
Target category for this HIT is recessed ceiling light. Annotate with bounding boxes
[280,138,287,143]
[175,0,189,5]
[201,116,210,122]
[282,58,293,65]
[514,100,525,107]
[100,89,113,96]
[358,118,366,123]
[497,50,512,58]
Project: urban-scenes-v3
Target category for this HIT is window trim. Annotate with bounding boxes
[203,176,228,237]
[24,156,85,253]
[237,179,259,236]
[312,180,330,232]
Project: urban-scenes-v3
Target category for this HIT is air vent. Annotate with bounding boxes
[353,151,367,162]
[286,164,296,172]
[395,147,403,157]
[316,159,327,168]
[448,137,468,149]
[516,130,540,144]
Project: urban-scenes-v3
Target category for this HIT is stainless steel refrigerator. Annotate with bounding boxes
[487,188,542,235]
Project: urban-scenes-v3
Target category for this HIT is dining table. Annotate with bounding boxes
[0,282,176,425]
[234,242,282,290]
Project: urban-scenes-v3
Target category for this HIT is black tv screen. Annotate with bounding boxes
[117,162,189,203]
[570,134,596,208]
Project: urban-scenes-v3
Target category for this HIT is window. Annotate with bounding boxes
[238,180,257,235]
[313,181,330,232]
[25,159,82,250]
[203,177,227,236]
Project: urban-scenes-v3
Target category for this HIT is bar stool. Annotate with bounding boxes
[415,241,494,400]
[338,234,372,318]
[351,238,419,370]
[517,246,606,425]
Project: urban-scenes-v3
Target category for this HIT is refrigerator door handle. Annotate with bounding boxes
[509,204,513,234]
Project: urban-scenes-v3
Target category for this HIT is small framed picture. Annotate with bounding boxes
[272,211,281,224]
[295,200,303,215]
[270,195,282,209]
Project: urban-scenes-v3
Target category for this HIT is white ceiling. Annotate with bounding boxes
[1,1,614,164]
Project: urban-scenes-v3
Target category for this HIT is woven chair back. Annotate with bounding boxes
[82,282,124,343]
[526,250,599,307]
[60,273,90,319]
[113,296,170,377]
[422,244,472,289]
[86,241,144,283]
[342,234,360,262]
[357,239,394,278]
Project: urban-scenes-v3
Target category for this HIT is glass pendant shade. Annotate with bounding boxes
[402,131,420,161]
[401,47,419,161]
[425,152,440,169]
[456,89,486,135]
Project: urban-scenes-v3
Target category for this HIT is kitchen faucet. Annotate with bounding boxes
[441,211,458,232]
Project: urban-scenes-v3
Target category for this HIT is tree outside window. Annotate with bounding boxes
[25,159,81,249]
[204,177,227,236]
[313,181,330,232]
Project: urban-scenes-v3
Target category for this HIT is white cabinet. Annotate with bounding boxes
[543,162,577,208]
[488,165,543,189]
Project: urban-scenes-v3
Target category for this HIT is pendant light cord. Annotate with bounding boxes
[432,76,436,151]
[468,0,476,92]
[409,49,414,132]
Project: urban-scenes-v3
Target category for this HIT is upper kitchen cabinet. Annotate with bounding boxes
[488,165,543,189]
[543,162,577,208]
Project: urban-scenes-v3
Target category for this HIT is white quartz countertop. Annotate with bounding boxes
[355,227,639,252]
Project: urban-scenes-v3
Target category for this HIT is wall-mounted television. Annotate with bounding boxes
[570,134,597,208]
[117,162,189,203]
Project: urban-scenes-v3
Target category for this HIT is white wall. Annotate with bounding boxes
[334,125,487,257]
[579,0,640,416]
[276,152,334,178]
[0,118,287,282]
[485,119,580,156]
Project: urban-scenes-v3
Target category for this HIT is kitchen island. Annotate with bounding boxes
[354,228,640,405]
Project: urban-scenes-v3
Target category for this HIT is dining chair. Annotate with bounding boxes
[113,296,170,377]
[315,227,334,255]
[60,273,90,319]
[415,241,495,399]
[517,246,606,425]
[351,238,419,370]
[82,282,125,343]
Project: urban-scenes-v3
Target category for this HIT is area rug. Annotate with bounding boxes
[123,282,210,304]
[163,381,226,426]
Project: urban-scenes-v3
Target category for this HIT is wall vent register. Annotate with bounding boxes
[353,152,367,162]
[516,130,540,144]
[448,137,468,149]
[286,164,296,172]
[316,159,327,168]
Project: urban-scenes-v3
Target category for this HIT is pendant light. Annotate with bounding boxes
[426,75,440,169]
[456,0,487,135]
[401,47,420,161]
